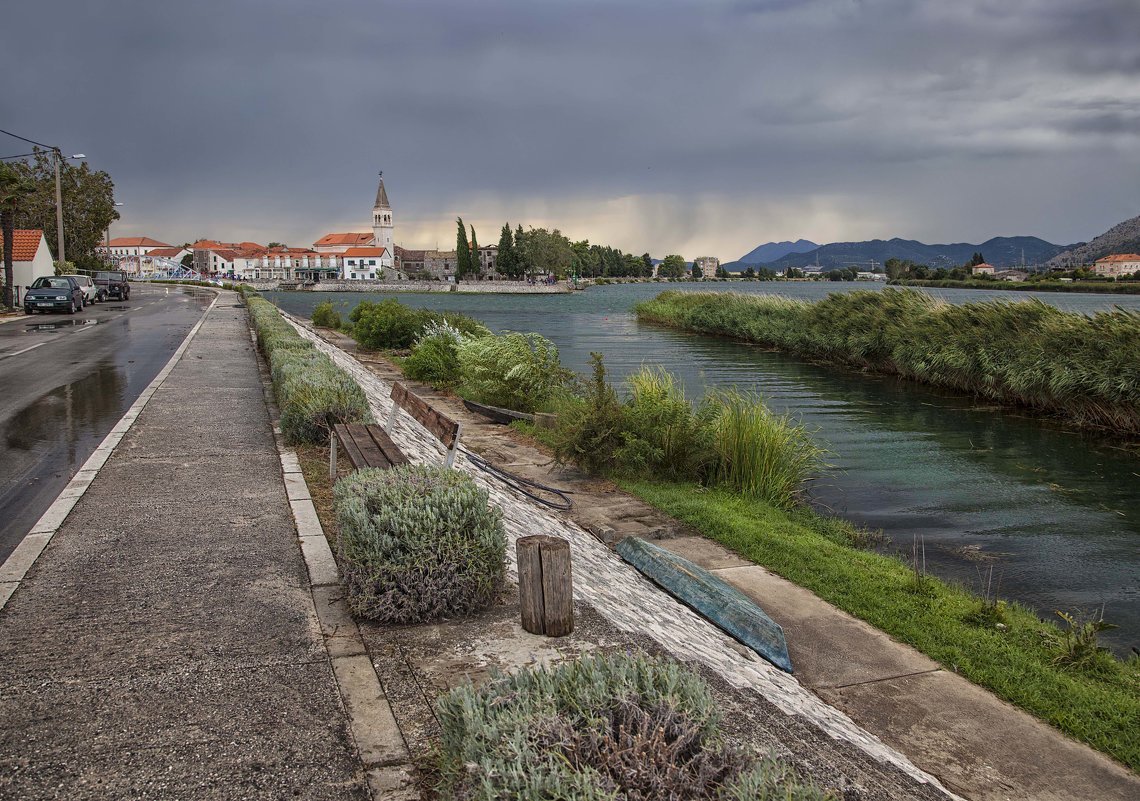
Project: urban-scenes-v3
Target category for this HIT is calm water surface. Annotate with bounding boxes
[268,282,1140,654]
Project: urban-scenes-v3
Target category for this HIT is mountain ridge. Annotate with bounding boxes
[756,236,1071,270]
[1045,213,1140,267]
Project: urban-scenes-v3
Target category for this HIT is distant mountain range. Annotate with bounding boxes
[1045,213,1140,268]
[737,239,818,264]
[724,236,1075,271]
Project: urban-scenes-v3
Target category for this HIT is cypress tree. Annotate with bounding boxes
[469,225,480,276]
[456,217,471,280]
[497,222,516,279]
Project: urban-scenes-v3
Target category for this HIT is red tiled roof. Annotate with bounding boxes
[973,263,994,269]
[107,236,172,248]
[0,229,48,262]
[313,232,373,247]
[1096,253,1140,262]
[343,247,386,257]
[145,247,184,258]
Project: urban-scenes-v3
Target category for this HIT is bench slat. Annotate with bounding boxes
[367,426,410,467]
[333,424,370,471]
[347,423,393,468]
[391,383,459,449]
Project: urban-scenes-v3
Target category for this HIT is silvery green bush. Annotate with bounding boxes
[335,465,506,622]
[436,651,832,801]
[248,297,370,444]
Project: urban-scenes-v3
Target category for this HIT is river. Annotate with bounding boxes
[266,282,1140,655]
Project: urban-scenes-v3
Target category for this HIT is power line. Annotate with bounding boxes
[0,128,57,151]
[0,152,38,161]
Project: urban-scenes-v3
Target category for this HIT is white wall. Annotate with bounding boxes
[12,234,55,291]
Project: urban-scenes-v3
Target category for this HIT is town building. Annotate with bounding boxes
[971,263,995,276]
[310,175,396,276]
[342,247,387,280]
[99,236,173,259]
[695,256,720,279]
[0,229,54,299]
[1093,253,1140,278]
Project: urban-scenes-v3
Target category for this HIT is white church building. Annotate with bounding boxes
[312,174,396,279]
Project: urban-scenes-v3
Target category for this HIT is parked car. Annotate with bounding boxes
[23,276,85,314]
[70,274,98,306]
[94,270,130,301]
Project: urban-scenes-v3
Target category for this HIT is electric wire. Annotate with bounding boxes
[0,128,58,151]
[461,447,573,511]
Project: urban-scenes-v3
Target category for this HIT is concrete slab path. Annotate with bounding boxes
[0,301,372,799]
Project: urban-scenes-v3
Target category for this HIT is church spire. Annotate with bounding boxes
[375,171,390,209]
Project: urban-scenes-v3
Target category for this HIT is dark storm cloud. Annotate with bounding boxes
[1,0,1138,255]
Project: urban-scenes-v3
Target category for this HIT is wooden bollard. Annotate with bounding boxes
[517,535,574,637]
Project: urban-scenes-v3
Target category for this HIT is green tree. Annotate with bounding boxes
[743,266,756,279]
[456,217,471,280]
[497,223,519,278]
[691,261,701,279]
[658,254,686,278]
[9,148,119,272]
[520,227,573,278]
[1,163,36,309]
[641,253,653,277]
[267,241,287,249]
[469,225,480,278]
[515,224,531,277]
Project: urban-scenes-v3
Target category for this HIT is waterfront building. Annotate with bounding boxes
[311,175,396,276]
[98,236,173,259]
[695,256,720,279]
[342,247,387,280]
[1093,253,1140,277]
[971,263,995,276]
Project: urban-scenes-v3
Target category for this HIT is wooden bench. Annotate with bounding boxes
[330,382,462,477]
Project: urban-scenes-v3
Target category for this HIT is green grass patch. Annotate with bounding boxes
[619,478,1140,770]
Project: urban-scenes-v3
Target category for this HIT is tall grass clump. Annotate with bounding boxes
[334,464,506,623]
[635,289,1140,434]
[708,390,827,509]
[248,297,370,444]
[456,331,572,412]
[403,320,465,388]
[436,650,832,801]
[545,356,825,508]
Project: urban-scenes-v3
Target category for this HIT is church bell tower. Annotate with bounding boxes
[372,172,394,254]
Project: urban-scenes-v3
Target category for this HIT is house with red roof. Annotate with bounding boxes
[971,262,995,276]
[341,247,388,280]
[1093,253,1140,278]
[1,229,55,297]
[100,236,174,259]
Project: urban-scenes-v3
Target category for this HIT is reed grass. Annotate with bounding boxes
[635,289,1140,434]
[706,389,827,509]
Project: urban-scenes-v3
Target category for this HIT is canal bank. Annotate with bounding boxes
[266,284,1140,656]
[287,317,1138,800]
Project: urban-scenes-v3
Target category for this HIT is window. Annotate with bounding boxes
[351,272,357,279]
[368,260,376,266]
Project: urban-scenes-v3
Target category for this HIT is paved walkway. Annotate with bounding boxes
[0,300,371,799]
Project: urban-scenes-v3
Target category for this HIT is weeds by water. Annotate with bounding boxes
[1053,607,1119,673]
[635,289,1140,435]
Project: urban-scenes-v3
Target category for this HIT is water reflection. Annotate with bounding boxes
[3,362,125,455]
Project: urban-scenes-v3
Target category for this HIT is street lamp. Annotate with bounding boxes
[105,202,124,265]
[53,150,85,265]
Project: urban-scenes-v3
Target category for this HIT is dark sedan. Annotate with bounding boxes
[23,276,85,315]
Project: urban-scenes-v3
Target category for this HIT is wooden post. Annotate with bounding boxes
[517,535,573,637]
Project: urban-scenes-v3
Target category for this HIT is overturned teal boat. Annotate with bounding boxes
[616,537,793,673]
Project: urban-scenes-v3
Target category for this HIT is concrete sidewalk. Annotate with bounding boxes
[0,301,372,799]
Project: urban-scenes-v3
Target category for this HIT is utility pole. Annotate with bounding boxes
[54,150,65,264]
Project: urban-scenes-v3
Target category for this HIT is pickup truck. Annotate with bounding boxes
[94,271,131,301]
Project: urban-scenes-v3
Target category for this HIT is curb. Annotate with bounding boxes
[248,323,417,800]
[0,291,222,611]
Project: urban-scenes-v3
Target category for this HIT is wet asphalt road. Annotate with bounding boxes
[0,285,216,562]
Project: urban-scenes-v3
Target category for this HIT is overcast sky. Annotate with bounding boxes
[3,0,1139,259]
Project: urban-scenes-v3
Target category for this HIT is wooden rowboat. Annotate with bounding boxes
[616,536,793,673]
[462,399,535,425]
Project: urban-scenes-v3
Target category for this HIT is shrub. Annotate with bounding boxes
[404,321,465,388]
[311,300,342,330]
[248,297,370,444]
[435,650,831,801]
[352,298,425,349]
[548,353,627,473]
[708,389,827,509]
[619,366,716,480]
[334,465,506,622]
[456,331,571,412]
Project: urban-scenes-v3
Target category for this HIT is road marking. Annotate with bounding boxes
[0,341,48,361]
[0,290,224,611]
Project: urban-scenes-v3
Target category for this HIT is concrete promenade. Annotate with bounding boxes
[0,300,373,799]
